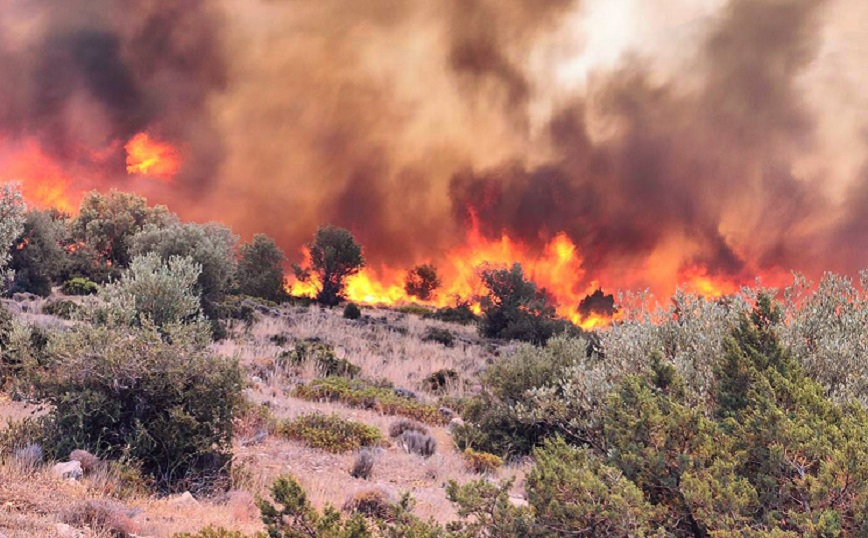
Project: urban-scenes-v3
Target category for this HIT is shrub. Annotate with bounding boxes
[42,299,79,319]
[278,340,361,378]
[422,326,455,347]
[100,253,202,328]
[277,413,382,453]
[351,448,376,480]
[292,225,365,307]
[397,304,434,317]
[69,449,100,474]
[388,418,429,439]
[61,277,98,296]
[404,264,441,301]
[9,210,68,297]
[294,377,448,425]
[213,295,257,325]
[463,448,503,474]
[62,500,138,538]
[236,233,287,303]
[172,527,252,538]
[423,369,459,393]
[343,488,394,519]
[343,302,362,320]
[399,431,436,458]
[424,302,478,325]
[130,222,239,318]
[0,183,26,282]
[39,320,244,492]
[478,263,579,345]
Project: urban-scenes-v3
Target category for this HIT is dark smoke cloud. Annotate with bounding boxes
[0,0,226,190]
[1,0,866,294]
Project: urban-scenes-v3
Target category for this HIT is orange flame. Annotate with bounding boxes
[125,133,181,180]
[0,141,76,213]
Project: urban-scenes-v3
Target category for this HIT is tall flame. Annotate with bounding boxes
[125,133,181,181]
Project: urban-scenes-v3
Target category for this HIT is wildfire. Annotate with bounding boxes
[0,141,76,213]
[125,133,181,180]
[289,227,613,329]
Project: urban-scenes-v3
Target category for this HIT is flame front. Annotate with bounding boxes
[125,133,181,181]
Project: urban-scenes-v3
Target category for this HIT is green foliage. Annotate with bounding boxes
[130,222,239,317]
[423,302,478,325]
[404,264,441,301]
[277,413,382,453]
[42,299,79,319]
[100,252,202,328]
[279,340,361,378]
[72,189,176,269]
[462,449,502,474]
[173,527,258,538]
[294,225,365,307]
[343,303,361,320]
[61,277,99,295]
[0,182,27,284]
[396,304,434,317]
[422,369,458,392]
[294,377,448,425]
[8,209,67,296]
[421,327,455,347]
[214,295,257,325]
[38,319,243,492]
[478,263,573,344]
[237,234,287,303]
[445,479,533,537]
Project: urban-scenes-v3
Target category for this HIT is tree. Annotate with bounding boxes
[478,263,569,344]
[237,233,287,302]
[0,183,26,286]
[72,190,176,269]
[130,222,239,316]
[8,209,68,296]
[405,263,442,301]
[294,225,365,306]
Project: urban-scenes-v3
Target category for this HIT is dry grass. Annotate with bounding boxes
[0,304,522,536]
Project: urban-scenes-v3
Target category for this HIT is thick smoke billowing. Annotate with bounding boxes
[1,0,866,293]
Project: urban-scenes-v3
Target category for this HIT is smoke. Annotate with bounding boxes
[1,0,866,294]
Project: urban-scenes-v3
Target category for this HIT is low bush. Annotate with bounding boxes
[422,369,459,392]
[61,277,99,296]
[172,528,252,538]
[396,304,434,317]
[388,418,429,439]
[343,488,394,519]
[42,299,79,319]
[277,413,382,453]
[278,340,361,378]
[421,326,455,347]
[463,448,503,474]
[39,320,244,493]
[343,302,362,320]
[62,499,138,537]
[399,431,436,458]
[424,302,478,325]
[350,448,376,480]
[213,295,257,325]
[294,377,448,425]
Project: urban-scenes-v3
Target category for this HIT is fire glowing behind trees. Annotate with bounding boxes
[124,133,181,181]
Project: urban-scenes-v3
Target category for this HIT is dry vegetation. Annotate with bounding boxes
[0,302,524,537]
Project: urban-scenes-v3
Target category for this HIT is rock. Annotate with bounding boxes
[438,407,456,420]
[393,387,417,400]
[54,523,83,538]
[69,449,99,474]
[52,461,83,480]
[169,491,200,507]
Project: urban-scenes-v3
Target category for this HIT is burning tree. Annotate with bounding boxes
[293,225,365,306]
[404,263,442,301]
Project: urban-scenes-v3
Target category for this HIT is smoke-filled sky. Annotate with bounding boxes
[1,0,867,294]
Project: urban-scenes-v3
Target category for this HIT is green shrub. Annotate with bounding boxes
[213,295,256,325]
[463,448,503,474]
[173,527,256,538]
[292,225,365,307]
[42,299,79,319]
[397,304,434,317]
[422,326,455,347]
[278,340,361,378]
[424,302,478,325]
[61,277,99,296]
[404,264,441,301]
[343,302,362,320]
[277,413,382,453]
[236,234,287,303]
[422,369,458,392]
[38,320,244,492]
[294,377,448,425]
